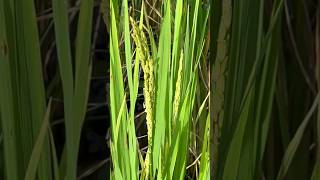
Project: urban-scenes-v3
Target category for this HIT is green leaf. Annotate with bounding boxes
[276,94,320,180]
[24,99,52,180]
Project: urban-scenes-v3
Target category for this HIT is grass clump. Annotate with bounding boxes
[109,0,210,179]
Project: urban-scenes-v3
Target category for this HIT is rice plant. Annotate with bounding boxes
[0,0,95,179]
[109,0,210,179]
[210,0,320,179]
[0,1,53,179]
[211,0,284,178]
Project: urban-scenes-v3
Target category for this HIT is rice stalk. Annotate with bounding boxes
[173,51,184,126]
[211,0,232,173]
[130,17,155,179]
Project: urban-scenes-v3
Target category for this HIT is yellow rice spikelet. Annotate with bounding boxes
[130,17,155,180]
[173,51,184,126]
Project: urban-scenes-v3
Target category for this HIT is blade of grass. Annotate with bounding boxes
[109,0,132,178]
[48,128,61,180]
[276,93,320,180]
[51,1,74,178]
[222,89,253,180]
[199,114,210,179]
[24,99,52,180]
[52,0,74,110]
[152,0,171,173]
[312,6,320,180]
[52,0,94,179]
[0,1,19,179]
